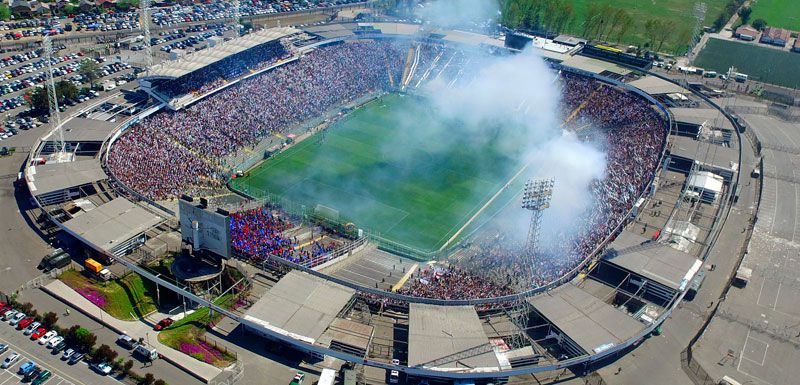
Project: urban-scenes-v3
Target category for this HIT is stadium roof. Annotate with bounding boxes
[528,284,643,354]
[670,107,734,130]
[303,23,355,39]
[62,197,164,254]
[628,76,687,95]
[670,136,739,171]
[146,27,299,79]
[603,231,703,291]
[27,159,107,196]
[561,55,631,76]
[55,118,118,142]
[431,28,505,48]
[243,270,355,344]
[408,303,499,370]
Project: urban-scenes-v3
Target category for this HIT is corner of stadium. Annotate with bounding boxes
[21,21,742,384]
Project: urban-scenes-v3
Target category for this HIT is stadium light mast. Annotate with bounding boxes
[507,178,555,350]
[140,0,153,75]
[521,178,554,258]
[42,34,66,160]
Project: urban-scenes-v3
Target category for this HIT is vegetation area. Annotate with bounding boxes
[694,38,800,88]
[60,269,158,320]
[500,0,736,53]
[748,0,800,30]
[157,294,238,368]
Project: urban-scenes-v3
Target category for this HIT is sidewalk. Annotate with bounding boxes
[42,280,223,383]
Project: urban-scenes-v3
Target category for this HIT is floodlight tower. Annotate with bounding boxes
[521,178,554,257]
[507,178,554,350]
[43,34,65,159]
[140,0,153,74]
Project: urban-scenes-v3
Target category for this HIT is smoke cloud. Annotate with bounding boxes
[415,0,499,28]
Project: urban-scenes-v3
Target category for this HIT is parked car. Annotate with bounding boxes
[17,317,34,330]
[154,317,174,331]
[46,336,64,349]
[9,312,26,326]
[1,352,19,368]
[18,360,36,375]
[38,330,57,345]
[91,361,112,375]
[24,322,41,335]
[30,327,47,340]
[0,343,7,354]
[32,370,51,385]
[23,367,41,382]
[2,309,17,321]
[117,334,136,349]
[61,348,75,360]
[68,352,85,365]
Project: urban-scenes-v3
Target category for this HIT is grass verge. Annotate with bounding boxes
[60,269,157,321]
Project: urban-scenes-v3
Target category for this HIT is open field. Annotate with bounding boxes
[566,0,728,52]
[694,38,800,88]
[59,270,157,320]
[749,0,800,30]
[231,93,525,251]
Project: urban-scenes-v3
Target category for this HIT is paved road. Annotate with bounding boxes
[0,317,120,385]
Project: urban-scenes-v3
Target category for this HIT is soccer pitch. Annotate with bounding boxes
[230,93,525,251]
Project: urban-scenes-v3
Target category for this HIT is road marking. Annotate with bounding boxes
[737,327,750,373]
[391,263,418,292]
[773,282,781,311]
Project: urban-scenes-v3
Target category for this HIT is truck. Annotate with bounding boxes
[134,345,158,361]
[38,248,65,269]
[43,254,71,273]
[734,266,752,288]
[84,259,111,281]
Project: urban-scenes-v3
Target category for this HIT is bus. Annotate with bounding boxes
[318,368,336,385]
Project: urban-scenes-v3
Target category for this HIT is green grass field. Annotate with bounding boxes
[749,0,800,30]
[231,93,525,251]
[694,37,800,88]
[566,0,729,52]
[60,270,157,321]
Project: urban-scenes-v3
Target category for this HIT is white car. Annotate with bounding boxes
[8,312,25,326]
[2,310,17,321]
[47,336,64,349]
[23,322,41,335]
[38,330,57,345]
[1,352,19,369]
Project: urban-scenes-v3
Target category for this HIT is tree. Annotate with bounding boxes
[42,311,58,328]
[93,344,118,364]
[655,19,677,52]
[56,80,78,103]
[643,19,661,49]
[0,5,10,21]
[74,327,97,352]
[20,302,34,314]
[752,18,767,31]
[738,6,752,24]
[122,360,134,376]
[79,59,101,88]
[153,380,166,385]
[141,373,155,385]
[614,10,634,43]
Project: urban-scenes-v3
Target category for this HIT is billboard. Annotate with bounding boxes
[178,198,231,258]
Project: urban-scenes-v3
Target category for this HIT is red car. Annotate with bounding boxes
[16,317,34,330]
[153,318,174,331]
[30,327,47,340]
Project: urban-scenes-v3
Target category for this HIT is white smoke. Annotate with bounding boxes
[416,0,499,27]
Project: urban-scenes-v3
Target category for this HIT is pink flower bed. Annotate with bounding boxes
[75,287,108,308]
[179,342,227,364]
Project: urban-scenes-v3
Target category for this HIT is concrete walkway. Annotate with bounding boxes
[42,280,222,383]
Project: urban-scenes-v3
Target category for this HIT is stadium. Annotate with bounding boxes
[23,22,734,384]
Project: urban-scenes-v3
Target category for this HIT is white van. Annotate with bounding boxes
[134,345,158,361]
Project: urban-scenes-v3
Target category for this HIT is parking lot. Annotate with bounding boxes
[0,321,120,385]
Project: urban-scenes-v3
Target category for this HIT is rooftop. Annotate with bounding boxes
[27,159,107,197]
[62,197,164,254]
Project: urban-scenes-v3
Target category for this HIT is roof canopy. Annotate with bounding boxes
[62,197,164,253]
[145,27,299,79]
[27,159,107,196]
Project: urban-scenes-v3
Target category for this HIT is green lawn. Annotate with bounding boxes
[749,0,800,30]
[157,295,237,368]
[60,270,157,321]
[231,93,526,251]
[566,0,729,52]
[694,37,800,88]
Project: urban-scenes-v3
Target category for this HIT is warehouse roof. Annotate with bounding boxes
[62,198,164,253]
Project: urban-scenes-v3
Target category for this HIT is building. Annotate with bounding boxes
[10,0,50,16]
[735,25,758,41]
[793,37,800,53]
[760,27,791,47]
